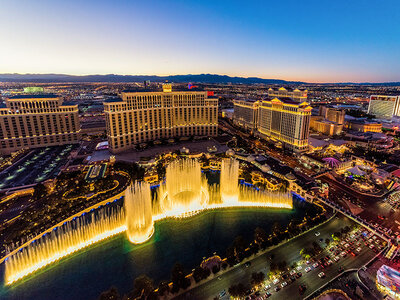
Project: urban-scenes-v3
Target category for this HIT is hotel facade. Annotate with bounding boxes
[233,87,311,152]
[104,85,218,153]
[368,95,400,119]
[0,94,80,155]
[232,99,259,132]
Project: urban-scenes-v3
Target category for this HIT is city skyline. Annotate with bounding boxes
[1,0,400,83]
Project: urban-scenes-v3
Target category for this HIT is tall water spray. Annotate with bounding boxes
[124,182,154,244]
[4,157,294,285]
[158,159,208,217]
[220,158,239,205]
[5,206,125,285]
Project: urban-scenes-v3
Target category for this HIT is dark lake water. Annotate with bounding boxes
[0,197,316,300]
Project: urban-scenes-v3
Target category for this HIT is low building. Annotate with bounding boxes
[347,119,382,132]
[310,116,343,136]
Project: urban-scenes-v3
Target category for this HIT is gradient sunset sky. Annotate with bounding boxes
[0,0,399,83]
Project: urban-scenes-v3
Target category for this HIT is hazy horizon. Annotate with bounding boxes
[1,0,399,83]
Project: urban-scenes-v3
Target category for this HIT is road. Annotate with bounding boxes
[174,215,380,300]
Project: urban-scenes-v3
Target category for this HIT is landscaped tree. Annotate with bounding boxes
[271,222,282,237]
[157,281,170,297]
[212,265,220,274]
[193,266,209,283]
[98,286,121,300]
[228,283,248,298]
[254,227,267,248]
[171,263,190,293]
[251,271,265,286]
[332,231,341,241]
[312,241,322,254]
[132,275,154,299]
[278,261,287,272]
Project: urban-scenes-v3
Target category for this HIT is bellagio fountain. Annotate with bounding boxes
[4,158,292,285]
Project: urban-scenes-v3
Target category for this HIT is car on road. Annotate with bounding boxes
[264,284,271,291]
[281,282,287,288]
[340,251,347,257]
[318,272,326,278]
[333,256,340,262]
[315,231,320,236]
[305,267,312,273]
[274,286,281,292]
[290,269,296,275]
[245,262,251,267]
[296,265,302,271]
[219,290,226,298]
[313,262,319,268]
[273,278,279,285]
[265,291,272,298]
[296,272,302,278]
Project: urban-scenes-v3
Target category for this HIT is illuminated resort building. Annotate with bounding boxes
[0,94,80,155]
[368,95,400,119]
[310,106,345,136]
[232,87,311,152]
[104,84,218,153]
[319,106,345,124]
[257,97,311,151]
[267,87,308,102]
[232,99,259,131]
[347,119,382,133]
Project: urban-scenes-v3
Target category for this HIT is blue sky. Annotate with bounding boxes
[0,0,399,82]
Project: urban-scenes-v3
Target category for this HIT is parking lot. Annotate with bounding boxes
[176,215,385,300]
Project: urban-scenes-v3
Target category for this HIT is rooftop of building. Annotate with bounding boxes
[264,96,306,105]
[349,118,381,125]
[7,94,59,100]
[268,87,307,92]
[103,97,123,103]
[61,101,77,106]
[122,87,205,93]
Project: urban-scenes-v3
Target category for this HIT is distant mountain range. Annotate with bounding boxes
[0,73,399,85]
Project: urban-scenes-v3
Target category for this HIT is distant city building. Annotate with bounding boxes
[267,87,308,103]
[232,99,259,131]
[104,84,218,153]
[368,95,400,119]
[319,106,345,124]
[232,87,311,152]
[347,119,382,133]
[310,117,343,136]
[0,94,80,155]
[310,106,345,136]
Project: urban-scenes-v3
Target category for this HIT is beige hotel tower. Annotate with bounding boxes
[104,84,218,153]
[0,94,80,155]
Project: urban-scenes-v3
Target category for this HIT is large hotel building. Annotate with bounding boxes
[233,87,311,152]
[104,84,218,153]
[0,94,80,155]
[368,95,400,119]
